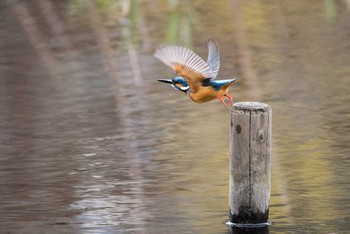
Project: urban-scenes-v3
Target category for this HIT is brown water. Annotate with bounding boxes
[1,1,350,233]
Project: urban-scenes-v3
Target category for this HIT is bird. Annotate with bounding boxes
[154,39,237,108]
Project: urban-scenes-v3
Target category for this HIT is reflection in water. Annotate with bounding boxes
[12,1,59,78]
[69,138,148,233]
[0,0,350,233]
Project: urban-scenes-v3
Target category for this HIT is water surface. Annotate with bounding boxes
[0,1,349,233]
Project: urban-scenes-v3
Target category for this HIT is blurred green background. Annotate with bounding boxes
[0,0,349,233]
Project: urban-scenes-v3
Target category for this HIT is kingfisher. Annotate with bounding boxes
[154,39,237,107]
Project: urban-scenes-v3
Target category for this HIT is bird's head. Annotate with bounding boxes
[158,76,189,93]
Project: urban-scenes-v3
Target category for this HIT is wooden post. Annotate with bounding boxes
[229,102,271,227]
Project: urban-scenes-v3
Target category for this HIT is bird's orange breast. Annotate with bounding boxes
[189,86,219,103]
[189,85,232,103]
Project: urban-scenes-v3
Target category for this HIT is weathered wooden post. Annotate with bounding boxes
[228,102,271,228]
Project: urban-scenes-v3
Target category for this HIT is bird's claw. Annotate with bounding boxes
[225,94,234,106]
[217,96,228,108]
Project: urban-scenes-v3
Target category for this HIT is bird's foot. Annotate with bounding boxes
[225,94,234,106]
[217,96,227,108]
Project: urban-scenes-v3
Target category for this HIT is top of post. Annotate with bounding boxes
[231,102,270,112]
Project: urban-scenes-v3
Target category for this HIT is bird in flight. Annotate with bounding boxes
[154,39,237,107]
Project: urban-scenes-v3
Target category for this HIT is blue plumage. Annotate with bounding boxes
[155,39,238,107]
[202,78,237,91]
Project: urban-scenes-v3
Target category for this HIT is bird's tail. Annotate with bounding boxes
[222,78,237,89]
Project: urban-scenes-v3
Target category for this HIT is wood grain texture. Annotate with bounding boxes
[229,102,271,224]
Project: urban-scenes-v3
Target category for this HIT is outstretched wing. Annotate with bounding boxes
[154,45,213,92]
[206,39,220,79]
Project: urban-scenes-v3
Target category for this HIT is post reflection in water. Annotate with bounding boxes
[0,0,349,233]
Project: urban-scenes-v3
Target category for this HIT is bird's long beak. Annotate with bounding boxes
[157,79,173,84]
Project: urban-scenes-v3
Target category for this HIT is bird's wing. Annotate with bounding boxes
[206,39,220,79]
[154,45,213,93]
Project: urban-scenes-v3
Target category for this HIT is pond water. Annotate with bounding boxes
[0,1,350,233]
